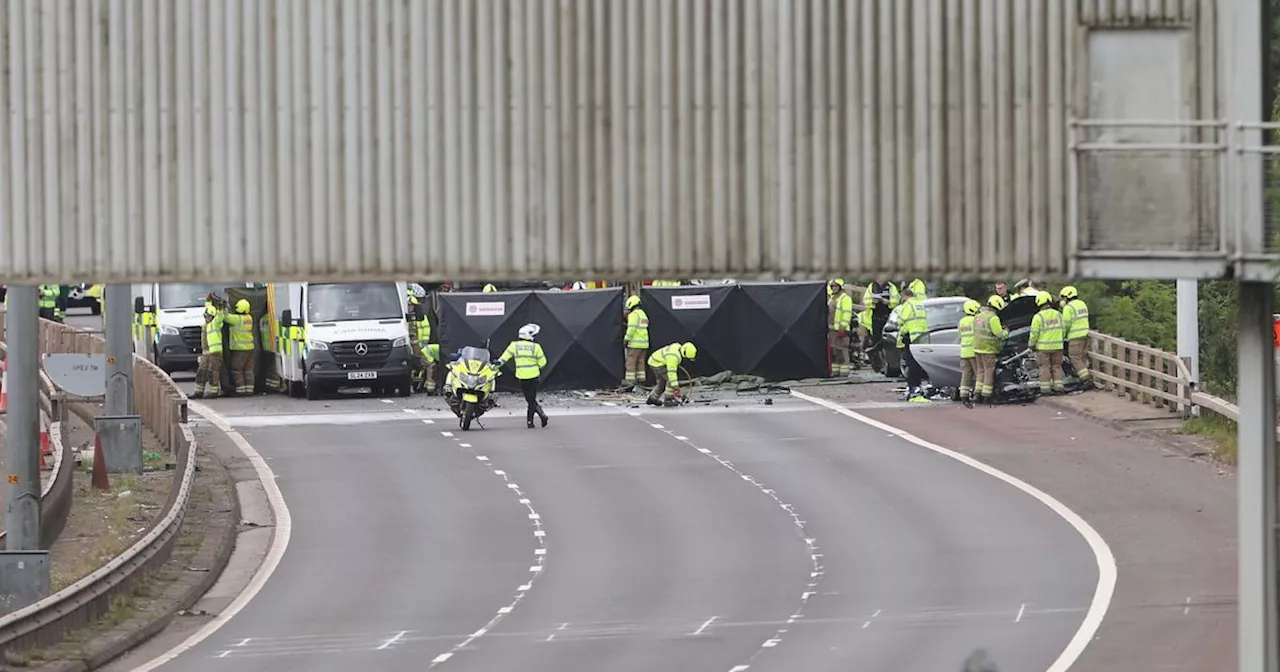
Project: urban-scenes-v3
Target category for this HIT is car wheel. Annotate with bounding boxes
[305,375,321,401]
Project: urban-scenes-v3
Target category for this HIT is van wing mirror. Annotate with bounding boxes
[281,309,293,327]
[133,296,145,314]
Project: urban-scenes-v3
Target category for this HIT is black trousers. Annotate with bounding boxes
[902,338,923,390]
[520,378,546,421]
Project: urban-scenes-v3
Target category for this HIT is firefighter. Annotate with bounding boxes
[646,342,697,407]
[193,295,226,399]
[1030,291,1066,395]
[972,295,1010,405]
[1060,286,1094,389]
[226,299,257,395]
[623,295,650,388]
[827,279,854,377]
[958,299,981,408]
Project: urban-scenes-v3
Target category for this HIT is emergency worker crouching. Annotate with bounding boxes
[957,299,981,408]
[1030,291,1066,395]
[225,299,257,395]
[498,323,549,428]
[623,295,650,388]
[972,295,1010,405]
[647,342,697,407]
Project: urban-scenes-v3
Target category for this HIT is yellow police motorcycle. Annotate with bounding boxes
[444,346,501,430]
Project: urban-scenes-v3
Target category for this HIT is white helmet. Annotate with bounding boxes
[518,323,541,340]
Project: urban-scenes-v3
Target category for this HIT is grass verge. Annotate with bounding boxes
[1177,414,1239,464]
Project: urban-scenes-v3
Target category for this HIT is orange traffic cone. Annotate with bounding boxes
[91,435,110,490]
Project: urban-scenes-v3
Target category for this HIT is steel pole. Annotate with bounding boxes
[1176,279,1200,384]
[104,284,133,416]
[4,286,41,551]
[1238,281,1280,672]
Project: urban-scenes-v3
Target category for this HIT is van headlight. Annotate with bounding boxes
[392,335,410,348]
[158,325,180,336]
[307,340,329,351]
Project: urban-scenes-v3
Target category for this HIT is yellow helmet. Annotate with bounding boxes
[625,295,641,310]
[680,342,698,360]
[987,294,1007,311]
[482,283,497,293]
[829,278,844,288]
[235,299,250,313]
[963,299,981,316]
[1059,285,1078,300]
[1035,291,1053,307]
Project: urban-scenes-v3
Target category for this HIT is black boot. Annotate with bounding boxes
[539,407,548,427]
[527,418,535,429]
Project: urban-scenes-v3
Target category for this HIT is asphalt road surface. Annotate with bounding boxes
[153,395,1096,672]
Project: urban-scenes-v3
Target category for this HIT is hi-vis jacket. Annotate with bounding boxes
[647,343,685,386]
[625,308,650,349]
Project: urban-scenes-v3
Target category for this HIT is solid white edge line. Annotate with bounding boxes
[130,401,293,671]
[788,390,1116,672]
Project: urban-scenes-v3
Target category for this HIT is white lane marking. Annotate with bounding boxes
[690,616,719,636]
[790,390,1118,672]
[376,630,409,650]
[862,609,881,629]
[422,419,435,424]
[441,431,454,437]
[729,667,751,672]
[1016,603,1027,622]
[625,411,821,670]
[650,424,664,429]
[545,622,569,642]
[131,402,293,671]
[380,399,394,404]
[460,443,472,448]
[235,638,251,647]
[1184,596,1192,615]
[430,433,546,668]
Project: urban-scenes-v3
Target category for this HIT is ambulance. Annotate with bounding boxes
[131,283,254,373]
[264,281,417,400]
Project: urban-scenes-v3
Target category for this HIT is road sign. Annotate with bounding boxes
[42,354,107,397]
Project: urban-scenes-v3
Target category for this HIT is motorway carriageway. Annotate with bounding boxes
[134,393,1101,672]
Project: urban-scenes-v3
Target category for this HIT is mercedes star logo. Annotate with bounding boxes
[354,342,369,356]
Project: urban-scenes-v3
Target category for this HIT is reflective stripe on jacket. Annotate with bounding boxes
[1030,308,1065,351]
[958,315,976,359]
[226,314,255,351]
[829,293,853,331]
[416,319,432,347]
[500,340,547,380]
[972,309,1007,355]
[625,308,650,349]
[38,285,58,309]
[1062,299,1090,341]
[647,343,683,386]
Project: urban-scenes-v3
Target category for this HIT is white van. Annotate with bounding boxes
[267,281,415,400]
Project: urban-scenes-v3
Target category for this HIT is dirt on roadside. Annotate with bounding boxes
[45,404,174,592]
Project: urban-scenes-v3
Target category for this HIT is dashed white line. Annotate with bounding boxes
[862,609,881,629]
[422,419,435,424]
[1184,596,1192,615]
[729,666,751,672]
[545,622,569,642]
[235,638,252,647]
[690,616,719,636]
[376,630,409,650]
[790,390,1118,672]
[380,399,394,404]
[1016,603,1027,622]
[429,434,547,668]
[624,410,821,670]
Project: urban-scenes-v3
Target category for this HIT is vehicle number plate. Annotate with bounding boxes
[462,393,479,403]
[347,371,378,380]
